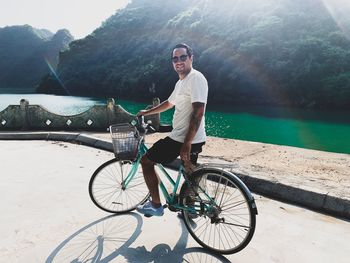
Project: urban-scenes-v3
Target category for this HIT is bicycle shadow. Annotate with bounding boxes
[122,245,231,263]
[46,213,143,262]
[46,212,231,263]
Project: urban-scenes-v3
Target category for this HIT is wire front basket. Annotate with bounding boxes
[110,123,141,161]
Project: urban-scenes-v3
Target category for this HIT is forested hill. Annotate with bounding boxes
[38,0,350,109]
[0,25,73,91]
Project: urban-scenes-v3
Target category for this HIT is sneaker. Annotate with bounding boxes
[136,201,164,217]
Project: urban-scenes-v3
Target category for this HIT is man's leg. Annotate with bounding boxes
[137,137,183,216]
[183,142,206,218]
[140,155,161,206]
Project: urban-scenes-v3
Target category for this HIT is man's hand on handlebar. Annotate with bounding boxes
[134,114,156,134]
[136,110,149,117]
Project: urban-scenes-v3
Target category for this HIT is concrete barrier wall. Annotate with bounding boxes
[0,98,160,131]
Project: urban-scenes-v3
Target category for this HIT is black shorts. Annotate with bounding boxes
[146,136,205,165]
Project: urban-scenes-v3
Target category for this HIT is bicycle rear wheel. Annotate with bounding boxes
[180,168,257,254]
[89,158,149,213]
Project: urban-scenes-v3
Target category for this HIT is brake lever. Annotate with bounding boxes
[148,125,156,132]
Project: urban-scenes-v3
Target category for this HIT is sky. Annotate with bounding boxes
[0,0,130,39]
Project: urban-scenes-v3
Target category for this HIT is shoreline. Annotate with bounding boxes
[1,94,350,154]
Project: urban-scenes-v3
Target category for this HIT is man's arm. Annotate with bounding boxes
[180,102,205,163]
[137,100,174,116]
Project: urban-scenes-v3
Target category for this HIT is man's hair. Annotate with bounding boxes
[173,43,193,57]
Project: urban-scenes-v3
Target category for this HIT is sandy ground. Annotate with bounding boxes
[92,132,350,200]
[0,140,349,263]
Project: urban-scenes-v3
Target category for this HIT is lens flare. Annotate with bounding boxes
[322,0,350,39]
[44,56,71,95]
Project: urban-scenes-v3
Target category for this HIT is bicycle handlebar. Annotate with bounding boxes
[133,115,155,135]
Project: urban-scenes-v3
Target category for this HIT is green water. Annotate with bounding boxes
[118,100,350,154]
[1,94,349,154]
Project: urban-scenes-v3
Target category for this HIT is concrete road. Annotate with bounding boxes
[0,140,349,263]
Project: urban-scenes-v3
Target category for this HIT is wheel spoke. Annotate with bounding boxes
[219,221,251,228]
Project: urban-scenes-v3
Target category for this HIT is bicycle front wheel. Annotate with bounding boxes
[180,168,257,254]
[89,158,149,213]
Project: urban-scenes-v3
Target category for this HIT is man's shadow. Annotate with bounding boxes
[46,212,231,262]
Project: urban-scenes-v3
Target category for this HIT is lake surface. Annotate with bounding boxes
[1,94,349,154]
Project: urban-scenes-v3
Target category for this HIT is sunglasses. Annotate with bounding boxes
[171,54,188,63]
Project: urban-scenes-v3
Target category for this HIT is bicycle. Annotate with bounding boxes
[88,118,258,254]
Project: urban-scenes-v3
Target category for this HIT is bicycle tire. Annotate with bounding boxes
[89,158,150,213]
[180,168,257,254]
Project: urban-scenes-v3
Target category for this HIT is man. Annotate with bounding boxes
[136,43,208,217]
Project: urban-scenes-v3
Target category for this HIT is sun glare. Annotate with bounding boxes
[44,57,70,95]
[322,0,350,39]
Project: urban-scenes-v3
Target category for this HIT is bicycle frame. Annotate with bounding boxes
[121,139,216,212]
[122,140,182,203]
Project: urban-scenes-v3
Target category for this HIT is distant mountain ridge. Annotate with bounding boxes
[38,0,350,109]
[0,25,73,91]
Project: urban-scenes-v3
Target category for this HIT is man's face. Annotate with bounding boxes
[172,48,192,76]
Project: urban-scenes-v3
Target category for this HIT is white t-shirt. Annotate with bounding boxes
[168,68,208,143]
